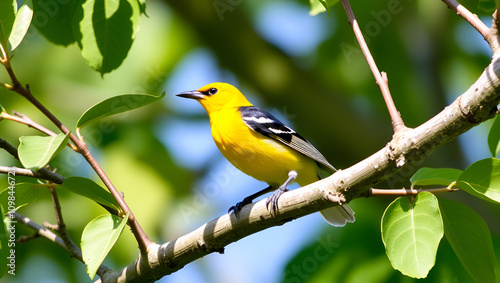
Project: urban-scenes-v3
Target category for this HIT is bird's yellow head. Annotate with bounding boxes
[176,82,252,114]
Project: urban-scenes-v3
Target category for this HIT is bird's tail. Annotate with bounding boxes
[319,204,355,227]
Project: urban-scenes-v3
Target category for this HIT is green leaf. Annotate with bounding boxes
[309,0,339,16]
[0,0,16,49]
[76,0,141,74]
[439,198,496,283]
[57,177,119,210]
[76,92,165,134]
[8,0,33,51]
[381,192,443,278]
[32,0,81,46]
[81,212,129,279]
[410,167,462,188]
[454,158,500,204]
[18,133,70,171]
[0,183,41,212]
[488,115,500,157]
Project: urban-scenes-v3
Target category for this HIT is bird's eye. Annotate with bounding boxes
[208,88,218,95]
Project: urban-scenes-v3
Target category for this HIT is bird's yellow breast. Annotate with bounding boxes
[208,108,319,187]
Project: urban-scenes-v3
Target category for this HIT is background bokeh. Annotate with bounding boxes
[0,0,499,282]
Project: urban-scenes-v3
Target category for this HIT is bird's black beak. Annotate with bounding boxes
[176,90,205,100]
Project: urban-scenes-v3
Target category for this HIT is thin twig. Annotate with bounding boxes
[441,0,490,40]
[0,137,19,158]
[1,110,78,151]
[340,0,406,133]
[17,232,40,244]
[46,184,85,257]
[0,166,65,184]
[4,111,57,136]
[12,212,110,279]
[369,187,458,196]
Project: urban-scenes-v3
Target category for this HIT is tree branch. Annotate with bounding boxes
[441,0,490,40]
[340,0,406,133]
[0,165,65,184]
[98,52,500,283]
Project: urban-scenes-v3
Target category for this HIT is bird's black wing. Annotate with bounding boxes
[239,106,336,173]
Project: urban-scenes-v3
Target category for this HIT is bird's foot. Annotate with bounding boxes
[228,196,253,218]
[266,186,288,216]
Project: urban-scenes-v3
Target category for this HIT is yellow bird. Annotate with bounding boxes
[176,82,354,226]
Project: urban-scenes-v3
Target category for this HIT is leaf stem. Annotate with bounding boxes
[441,0,490,40]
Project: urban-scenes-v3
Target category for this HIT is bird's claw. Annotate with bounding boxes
[266,186,288,216]
[228,196,253,218]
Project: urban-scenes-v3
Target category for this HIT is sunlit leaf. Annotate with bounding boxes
[57,177,119,210]
[410,167,462,188]
[76,92,165,134]
[18,133,70,170]
[488,115,500,157]
[454,158,500,204]
[0,183,42,212]
[309,0,339,16]
[76,0,141,74]
[81,212,129,279]
[439,198,496,283]
[381,192,443,278]
[9,0,33,51]
[0,0,16,50]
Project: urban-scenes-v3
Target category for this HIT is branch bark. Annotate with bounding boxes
[98,54,500,283]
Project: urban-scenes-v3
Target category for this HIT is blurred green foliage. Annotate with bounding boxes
[0,0,499,282]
